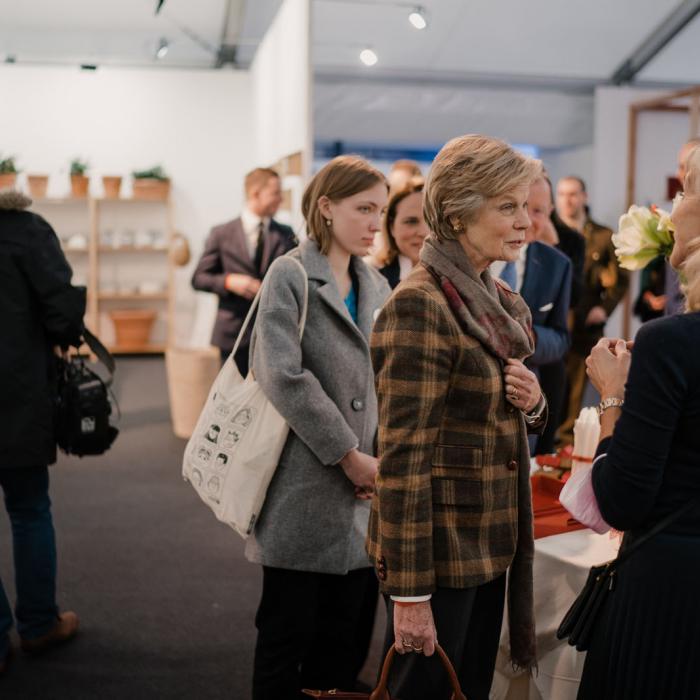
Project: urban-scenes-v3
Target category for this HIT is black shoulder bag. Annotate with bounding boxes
[557,497,699,651]
[54,327,119,457]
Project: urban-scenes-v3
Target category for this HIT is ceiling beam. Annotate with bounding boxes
[610,0,700,85]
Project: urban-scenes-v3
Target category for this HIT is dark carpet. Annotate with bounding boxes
[0,357,385,699]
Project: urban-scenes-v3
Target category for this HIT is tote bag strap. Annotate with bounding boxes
[230,255,309,361]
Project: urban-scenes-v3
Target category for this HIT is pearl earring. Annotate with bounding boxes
[326,219,332,226]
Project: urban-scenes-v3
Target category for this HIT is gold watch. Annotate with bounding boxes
[597,397,624,417]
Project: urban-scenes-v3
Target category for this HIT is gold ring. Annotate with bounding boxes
[411,643,423,652]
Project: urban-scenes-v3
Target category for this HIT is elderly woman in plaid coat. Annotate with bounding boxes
[367,135,547,700]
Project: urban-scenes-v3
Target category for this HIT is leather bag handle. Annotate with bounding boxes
[369,644,467,700]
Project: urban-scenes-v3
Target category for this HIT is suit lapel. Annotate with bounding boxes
[520,243,542,306]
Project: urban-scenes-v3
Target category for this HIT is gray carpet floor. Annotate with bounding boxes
[0,357,385,699]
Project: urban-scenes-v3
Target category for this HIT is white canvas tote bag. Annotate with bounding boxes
[182,258,308,538]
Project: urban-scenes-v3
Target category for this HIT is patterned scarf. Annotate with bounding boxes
[421,234,537,671]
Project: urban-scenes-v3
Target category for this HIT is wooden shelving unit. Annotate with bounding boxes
[31,196,174,354]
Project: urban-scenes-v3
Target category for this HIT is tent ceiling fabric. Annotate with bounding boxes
[0,0,236,68]
[312,0,694,84]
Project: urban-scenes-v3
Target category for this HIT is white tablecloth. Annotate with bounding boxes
[490,530,620,700]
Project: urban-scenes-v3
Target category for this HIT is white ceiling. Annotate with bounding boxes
[0,0,697,82]
[311,0,698,85]
[0,0,239,68]
[1,0,698,150]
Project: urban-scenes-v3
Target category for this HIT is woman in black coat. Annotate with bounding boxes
[0,189,85,670]
[372,178,428,289]
[571,169,700,699]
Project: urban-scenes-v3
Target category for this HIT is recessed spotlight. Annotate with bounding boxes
[359,48,378,67]
[155,38,169,60]
[408,7,428,30]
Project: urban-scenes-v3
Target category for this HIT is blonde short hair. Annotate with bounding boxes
[302,156,387,254]
[423,134,543,242]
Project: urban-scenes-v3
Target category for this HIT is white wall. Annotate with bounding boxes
[540,145,594,191]
[251,0,311,175]
[0,63,255,346]
[591,85,694,340]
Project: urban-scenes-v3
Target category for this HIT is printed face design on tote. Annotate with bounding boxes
[222,430,241,449]
[215,404,231,419]
[215,453,228,471]
[205,424,221,443]
[191,469,203,487]
[197,447,212,464]
[207,476,221,493]
[232,409,253,428]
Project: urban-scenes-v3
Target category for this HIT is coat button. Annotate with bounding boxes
[351,398,364,411]
[507,460,518,471]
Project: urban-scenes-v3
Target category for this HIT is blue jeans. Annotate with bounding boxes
[0,466,59,658]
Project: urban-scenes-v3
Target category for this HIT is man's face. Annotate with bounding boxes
[250,176,283,218]
[556,178,587,221]
[525,179,553,243]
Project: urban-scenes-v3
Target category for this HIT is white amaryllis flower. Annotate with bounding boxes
[613,204,675,271]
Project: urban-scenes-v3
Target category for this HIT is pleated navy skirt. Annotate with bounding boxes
[578,531,700,700]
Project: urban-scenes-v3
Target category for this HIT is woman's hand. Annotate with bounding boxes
[393,601,437,657]
[585,338,631,398]
[504,359,542,413]
[339,449,378,498]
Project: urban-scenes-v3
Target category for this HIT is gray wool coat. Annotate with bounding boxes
[244,239,391,574]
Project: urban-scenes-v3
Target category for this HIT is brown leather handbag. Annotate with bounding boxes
[302,644,467,700]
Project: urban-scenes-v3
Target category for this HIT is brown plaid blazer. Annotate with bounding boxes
[367,264,540,596]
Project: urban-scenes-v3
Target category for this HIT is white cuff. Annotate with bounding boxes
[390,594,432,603]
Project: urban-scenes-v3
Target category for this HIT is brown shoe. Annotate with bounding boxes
[21,612,79,654]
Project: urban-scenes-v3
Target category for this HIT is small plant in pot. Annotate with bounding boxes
[132,165,170,201]
[0,155,19,190]
[102,174,123,199]
[70,158,90,198]
[27,174,50,199]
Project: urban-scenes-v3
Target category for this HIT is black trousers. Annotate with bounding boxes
[537,359,567,454]
[252,565,378,700]
[382,574,506,700]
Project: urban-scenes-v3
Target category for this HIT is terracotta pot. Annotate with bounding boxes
[70,174,90,198]
[102,175,122,199]
[0,173,18,190]
[132,178,170,201]
[109,309,157,349]
[27,174,49,199]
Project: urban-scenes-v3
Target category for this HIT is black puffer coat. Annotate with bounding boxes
[0,191,86,468]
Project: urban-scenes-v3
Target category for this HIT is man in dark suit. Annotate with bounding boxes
[528,178,585,452]
[492,176,572,454]
[556,176,629,444]
[192,167,297,374]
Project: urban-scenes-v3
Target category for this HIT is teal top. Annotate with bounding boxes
[344,285,358,323]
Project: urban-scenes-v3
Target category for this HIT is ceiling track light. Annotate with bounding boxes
[359,47,378,67]
[408,6,428,30]
[155,38,169,60]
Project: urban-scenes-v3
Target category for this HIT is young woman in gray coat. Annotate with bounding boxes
[246,156,391,698]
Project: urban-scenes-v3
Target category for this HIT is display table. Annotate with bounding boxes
[490,530,620,700]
